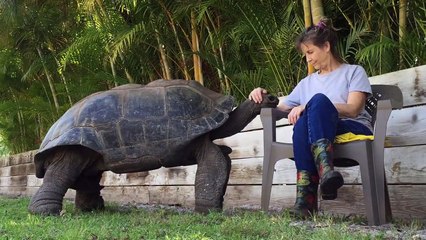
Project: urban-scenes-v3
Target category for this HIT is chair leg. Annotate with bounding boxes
[384,177,393,222]
[358,150,380,226]
[372,149,391,225]
[261,154,276,211]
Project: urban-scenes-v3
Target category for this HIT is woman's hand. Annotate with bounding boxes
[288,105,305,124]
[248,87,267,104]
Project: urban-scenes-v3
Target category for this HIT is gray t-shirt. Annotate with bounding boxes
[282,63,373,131]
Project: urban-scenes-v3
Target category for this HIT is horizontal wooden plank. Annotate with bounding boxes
[0,175,28,187]
[369,65,426,107]
[0,186,34,196]
[101,168,196,186]
[386,105,426,147]
[0,163,35,177]
[0,151,35,167]
[0,187,75,199]
[319,185,426,221]
[0,175,43,187]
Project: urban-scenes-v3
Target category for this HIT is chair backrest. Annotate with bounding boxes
[366,85,403,125]
[334,84,403,167]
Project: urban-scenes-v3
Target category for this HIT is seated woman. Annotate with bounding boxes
[249,17,373,217]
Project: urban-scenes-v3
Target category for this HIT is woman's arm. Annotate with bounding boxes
[334,91,367,118]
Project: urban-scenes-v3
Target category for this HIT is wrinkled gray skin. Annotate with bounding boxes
[28,79,278,215]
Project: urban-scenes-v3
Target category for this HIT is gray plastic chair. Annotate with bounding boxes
[260,85,403,226]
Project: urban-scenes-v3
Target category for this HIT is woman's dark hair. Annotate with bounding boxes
[295,17,344,63]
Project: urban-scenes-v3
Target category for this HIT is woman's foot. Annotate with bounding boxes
[320,170,344,200]
[289,170,319,218]
[312,138,344,200]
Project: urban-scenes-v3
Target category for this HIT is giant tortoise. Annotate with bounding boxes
[28,79,278,215]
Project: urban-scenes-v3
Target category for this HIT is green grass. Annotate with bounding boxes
[0,196,423,240]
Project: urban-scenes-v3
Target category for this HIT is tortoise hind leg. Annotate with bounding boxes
[73,172,105,212]
[194,136,231,213]
[28,146,96,215]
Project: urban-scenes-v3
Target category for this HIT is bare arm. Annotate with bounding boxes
[334,91,367,118]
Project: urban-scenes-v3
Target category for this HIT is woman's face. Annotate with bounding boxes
[300,41,330,70]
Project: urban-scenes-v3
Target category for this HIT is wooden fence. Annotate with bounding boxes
[1,65,425,222]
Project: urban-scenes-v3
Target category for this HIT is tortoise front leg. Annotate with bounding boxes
[29,147,95,215]
[194,136,231,213]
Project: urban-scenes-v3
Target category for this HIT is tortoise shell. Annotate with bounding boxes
[34,79,234,176]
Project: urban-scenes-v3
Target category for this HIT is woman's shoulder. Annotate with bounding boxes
[299,72,317,85]
[341,63,367,73]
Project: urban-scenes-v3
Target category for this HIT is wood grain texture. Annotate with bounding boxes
[369,65,426,106]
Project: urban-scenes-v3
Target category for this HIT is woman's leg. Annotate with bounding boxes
[292,93,374,206]
[290,99,322,216]
[293,93,340,172]
[304,94,345,200]
[294,93,345,201]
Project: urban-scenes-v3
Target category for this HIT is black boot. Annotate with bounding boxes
[289,170,319,218]
[312,138,344,200]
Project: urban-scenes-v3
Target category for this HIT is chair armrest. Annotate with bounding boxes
[260,108,277,144]
[372,99,393,147]
[260,108,289,143]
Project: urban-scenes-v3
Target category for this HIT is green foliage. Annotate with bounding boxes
[0,0,425,153]
[2,196,423,239]
[0,135,9,156]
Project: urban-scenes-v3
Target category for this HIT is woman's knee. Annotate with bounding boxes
[306,93,338,118]
[308,93,333,108]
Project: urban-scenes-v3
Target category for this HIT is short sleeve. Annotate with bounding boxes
[283,82,302,107]
[349,66,372,96]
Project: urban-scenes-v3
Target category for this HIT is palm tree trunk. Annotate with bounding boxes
[124,68,135,83]
[155,30,172,80]
[191,10,203,85]
[214,15,230,94]
[54,56,73,106]
[205,15,230,93]
[159,0,190,80]
[37,47,60,113]
[9,87,25,153]
[399,0,407,69]
[219,46,230,94]
[310,0,324,24]
[303,0,312,26]
[303,0,315,74]
[109,57,119,87]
